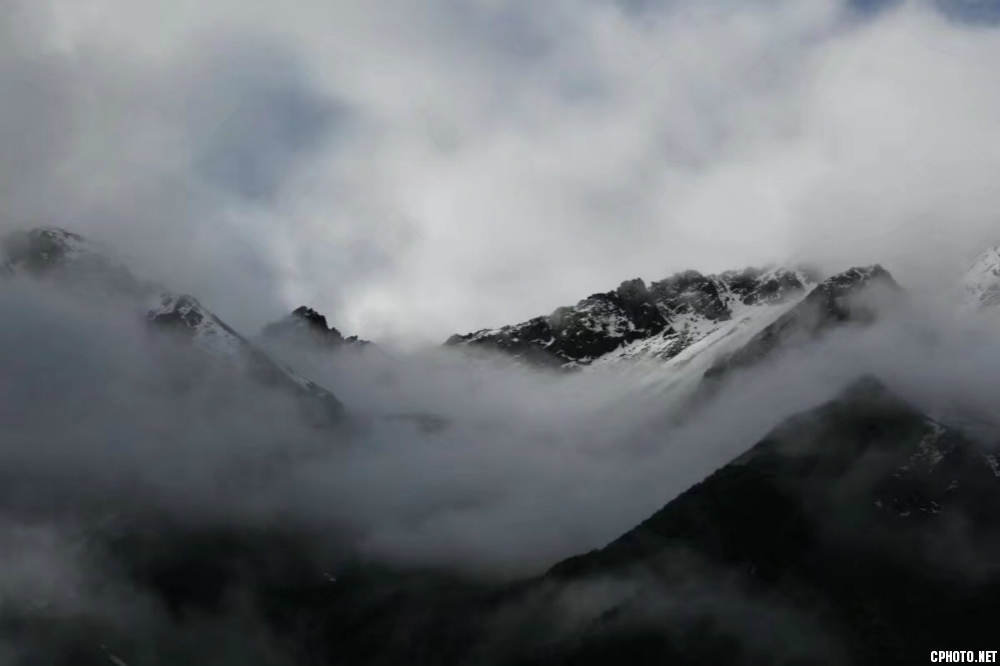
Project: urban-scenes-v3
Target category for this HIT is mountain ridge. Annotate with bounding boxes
[704,264,901,381]
[261,305,372,350]
[8,226,1000,664]
[446,264,819,369]
[0,226,346,425]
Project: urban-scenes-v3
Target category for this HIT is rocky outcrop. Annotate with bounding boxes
[704,265,900,380]
[261,306,371,350]
[650,269,732,321]
[447,278,672,368]
[446,266,817,368]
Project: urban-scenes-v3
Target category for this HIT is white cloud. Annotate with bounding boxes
[4,0,1000,343]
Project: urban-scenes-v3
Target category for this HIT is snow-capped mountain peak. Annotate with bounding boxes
[147,292,249,366]
[1,226,149,297]
[1,226,344,424]
[261,305,372,349]
[446,264,819,370]
[703,264,900,382]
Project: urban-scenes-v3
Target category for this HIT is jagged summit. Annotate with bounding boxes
[293,306,340,334]
[1,226,344,424]
[650,265,816,323]
[704,264,901,381]
[446,264,818,368]
[446,277,673,368]
[261,305,371,349]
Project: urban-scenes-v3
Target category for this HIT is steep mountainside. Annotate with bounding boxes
[446,266,818,369]
[541,377,1000,665]
[704,265,901,381]
[1,227,343,424]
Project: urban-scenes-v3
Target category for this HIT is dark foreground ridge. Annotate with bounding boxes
[10,377,1000,666]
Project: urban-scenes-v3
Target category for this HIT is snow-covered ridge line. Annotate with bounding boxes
[446,264,820,369]
[147,292,249,366]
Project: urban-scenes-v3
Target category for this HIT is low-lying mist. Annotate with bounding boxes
[5,267,1000,663]
[2,272,997,581]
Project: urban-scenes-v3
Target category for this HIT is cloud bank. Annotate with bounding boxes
[0,0,996,344]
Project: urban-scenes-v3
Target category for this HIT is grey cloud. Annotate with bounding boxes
[183,38,349,203]
[2,2,1000,577]
[9,0,998,344]
[10,0,1000,661]
[0,5,353,334]
[5,244,1000,662]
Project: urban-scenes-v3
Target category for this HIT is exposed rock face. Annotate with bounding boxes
[446,266,817,368]
[650,269,731,321]
[722,264,823,306]
[704,265,900,380]
[261,306,371,349]
[446,278,673,368]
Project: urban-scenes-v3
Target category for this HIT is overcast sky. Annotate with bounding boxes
[3,0,1000,344]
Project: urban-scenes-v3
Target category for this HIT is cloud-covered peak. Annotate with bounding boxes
[963,243,1000,308]
[261,305,373,350]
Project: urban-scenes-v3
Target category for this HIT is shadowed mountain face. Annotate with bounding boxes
[445,267,817,369]
[536,377,1000,665]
